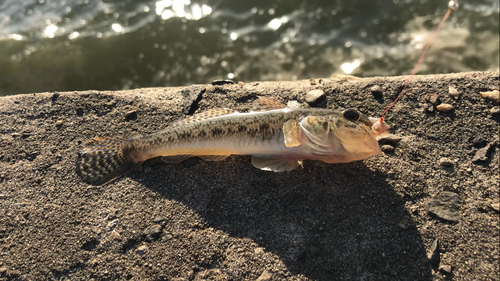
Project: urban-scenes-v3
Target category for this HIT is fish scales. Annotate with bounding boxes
[134,108,345,160]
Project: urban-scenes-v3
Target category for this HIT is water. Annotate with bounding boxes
[0,0,498,96]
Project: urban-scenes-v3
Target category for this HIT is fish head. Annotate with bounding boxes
[298,109,386,162]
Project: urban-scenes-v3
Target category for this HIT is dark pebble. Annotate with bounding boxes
[378,134,403,146]
[125,110,137,121]
[76,108,84,116]
[428,192,461,222]
[212,79,235,85]
[144,224,163,241]
[473,137,488,148]
[51,92,59,103]
[397,215,412,230]
[381,145,394,154]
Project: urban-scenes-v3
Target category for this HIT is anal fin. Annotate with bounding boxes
[161,155,192,163]
[199,155,230,161]
[251,156,301,172]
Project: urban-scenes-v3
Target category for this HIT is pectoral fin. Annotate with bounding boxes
[199,155,231,161]
[251,156,301,172]
[283,120,301,147]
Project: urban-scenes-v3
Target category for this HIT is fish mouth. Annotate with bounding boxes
[368,117,390,139]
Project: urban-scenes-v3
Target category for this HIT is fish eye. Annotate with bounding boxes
[343,109,360,121]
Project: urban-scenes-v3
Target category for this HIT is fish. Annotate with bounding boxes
[76,97,389,185]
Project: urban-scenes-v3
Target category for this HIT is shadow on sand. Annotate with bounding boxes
[135,157,432,280]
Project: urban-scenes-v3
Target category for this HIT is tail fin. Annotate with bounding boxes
[76,135,143,185]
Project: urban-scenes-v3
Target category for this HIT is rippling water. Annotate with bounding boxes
[0,0,498,95]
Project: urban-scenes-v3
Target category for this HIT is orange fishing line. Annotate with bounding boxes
[379,0,459,123]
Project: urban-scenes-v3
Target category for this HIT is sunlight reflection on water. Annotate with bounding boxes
[0,0,498,95]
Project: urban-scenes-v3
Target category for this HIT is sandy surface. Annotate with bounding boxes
[0,72,498,280]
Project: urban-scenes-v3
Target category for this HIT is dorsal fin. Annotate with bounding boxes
[170,108,236,127]
[252,97,286,111]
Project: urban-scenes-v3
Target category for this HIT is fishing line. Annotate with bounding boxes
[379,0,459,123]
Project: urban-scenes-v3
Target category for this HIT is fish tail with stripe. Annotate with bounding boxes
[76,135,143,185]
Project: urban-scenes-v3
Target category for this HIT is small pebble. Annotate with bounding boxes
[144,224,163,241]
[428,192,461,222]
[428,239,440,269]
[55,120,64,126]
[106,219,119,231]
[305,89,326,105]
[490,106,500,115]
[439,264,452,274]
[448,86,459,98]
[370,85,383,93]
[378,134,404,146]
[256,270,273,281]
[381,145,395,154]
[51,92,60,102]
[436,103,454,112]
[153,216,164,224]
[238,81,245,86]
[370,85,383,98]
[0,267,7,274]
[286,100,301,108]
[490,202,500,212]
[480,90,500,103]
[397,216,412,230]
[425,93,440,106]
[472,143,491,163]
[439,157,454,167]
[137,245,149,256]
[254,247,265,254]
